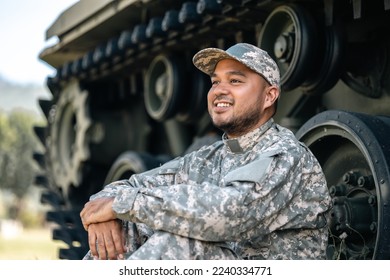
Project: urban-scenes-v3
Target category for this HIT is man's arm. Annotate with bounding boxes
[88,179,133,200]
[81,149,330,245]
[112,151,329,242]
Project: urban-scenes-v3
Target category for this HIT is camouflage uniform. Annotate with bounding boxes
[83,118,332,260]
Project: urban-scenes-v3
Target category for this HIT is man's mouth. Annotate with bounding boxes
[216,102,232,108]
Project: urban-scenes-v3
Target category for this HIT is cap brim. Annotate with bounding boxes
[192,48,237,76]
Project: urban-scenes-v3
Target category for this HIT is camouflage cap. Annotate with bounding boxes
[192,43,280,87]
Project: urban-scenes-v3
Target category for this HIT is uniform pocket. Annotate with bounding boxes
[154,159,180,185]
[224,150,280,184]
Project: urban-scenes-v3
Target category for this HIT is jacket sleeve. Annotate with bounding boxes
[88,180,133,200]
[87,158,179,200]
[112,148,330,242]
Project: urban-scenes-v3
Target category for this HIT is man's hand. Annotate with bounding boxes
[80,197,116,231]
[87,220,126,260]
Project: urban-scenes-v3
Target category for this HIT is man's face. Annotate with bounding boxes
[207,59,276,138]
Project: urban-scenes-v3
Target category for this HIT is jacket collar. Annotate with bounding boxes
[222,118,274,154]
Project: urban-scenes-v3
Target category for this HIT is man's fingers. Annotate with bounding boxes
[96,236,108,260]
[87,220,125,260]
[112,225,126,259]
[88,225,108,260]
[88,230,98,259]
[103,234,117,260]
[82,220,89,231]
[80,202,91,231]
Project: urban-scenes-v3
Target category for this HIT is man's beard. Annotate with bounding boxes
[212,107,261,137]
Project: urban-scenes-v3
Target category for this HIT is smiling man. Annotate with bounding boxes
[203,49,278,138]
[80,43,332,260]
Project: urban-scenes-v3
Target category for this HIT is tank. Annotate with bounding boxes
[34,0,390,260]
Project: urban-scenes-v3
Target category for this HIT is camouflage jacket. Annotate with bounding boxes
[88,118,332,260]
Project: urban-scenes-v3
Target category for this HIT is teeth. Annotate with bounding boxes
[216,103,231,107]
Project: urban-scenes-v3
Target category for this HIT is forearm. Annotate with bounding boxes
[111,151,327,243]
[111,153,285,241]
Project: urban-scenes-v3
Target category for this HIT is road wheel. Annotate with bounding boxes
[296,110,390,259]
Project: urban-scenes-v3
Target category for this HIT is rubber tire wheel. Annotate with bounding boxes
[104,151,171,185]
[296,110,390,259]
[258,4,318,91]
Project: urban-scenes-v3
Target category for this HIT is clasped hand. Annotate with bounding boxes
[80,197,126,259]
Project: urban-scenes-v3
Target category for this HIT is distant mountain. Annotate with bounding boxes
[0,75,51,115]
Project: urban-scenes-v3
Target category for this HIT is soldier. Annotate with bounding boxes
[80,43,332,260]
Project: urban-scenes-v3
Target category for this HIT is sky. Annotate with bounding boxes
[0,0,79,86]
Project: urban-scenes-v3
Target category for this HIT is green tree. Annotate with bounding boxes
[0,109,42,220]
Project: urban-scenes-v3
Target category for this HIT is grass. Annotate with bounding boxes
[0,227,66,260]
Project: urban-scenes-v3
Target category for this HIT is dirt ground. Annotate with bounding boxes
[0,227,65,260]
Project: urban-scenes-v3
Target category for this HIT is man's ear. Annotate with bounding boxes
[265,86,280,107]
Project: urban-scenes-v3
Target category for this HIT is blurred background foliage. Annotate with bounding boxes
[0,108,45,226]
[0,108,64,259]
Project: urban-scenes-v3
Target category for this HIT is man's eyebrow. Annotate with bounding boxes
[211,70,247,77]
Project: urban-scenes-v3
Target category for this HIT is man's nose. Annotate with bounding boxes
[213,82,229,95]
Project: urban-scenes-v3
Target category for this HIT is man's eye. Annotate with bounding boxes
[211,80,219,85]
[231,79,241,83]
